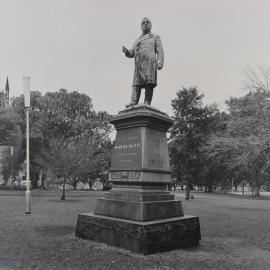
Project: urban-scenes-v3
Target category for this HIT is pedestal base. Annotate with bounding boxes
[75,106,201,254]
[94,198,184,221]
[75,213,201,255]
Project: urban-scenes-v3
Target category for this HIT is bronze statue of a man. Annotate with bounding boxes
[122,17,164,107]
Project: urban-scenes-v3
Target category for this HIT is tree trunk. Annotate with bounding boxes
[39,170,47,190]
[254,185,260,197]
[207,184,213,192]
[40,176,48,190]
[242,180,245,196]
[61,178,66,200]
[71,177,78,190]
[31,175,38,189]
[185,185,190,200]
[38,170,43,187]
[88,178,94,190]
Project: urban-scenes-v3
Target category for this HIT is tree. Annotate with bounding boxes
[242,65,270,93]
[10,91,51,188]
[169,87,224,199]
[0,108,17,145]
[31,89,112,199]
[0,107,24,185]
[204,66,270,196]
[0,89,113,194]
[204,90,270,196]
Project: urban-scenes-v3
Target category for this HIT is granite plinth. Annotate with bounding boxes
[105,190,175,201]
[112,104,174,131]
[109,105,172,186]
[94,198,183,221]
[75,105,201,254]
[75,213,201,255]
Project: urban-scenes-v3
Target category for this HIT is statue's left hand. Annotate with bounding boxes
[157,63,163,70]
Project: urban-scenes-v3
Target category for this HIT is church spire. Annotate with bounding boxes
[5,77,9,107]
[5,77,9,94]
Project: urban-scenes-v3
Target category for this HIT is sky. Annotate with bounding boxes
[0,0,270,116]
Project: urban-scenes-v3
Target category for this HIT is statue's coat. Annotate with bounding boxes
[125,33,164,88]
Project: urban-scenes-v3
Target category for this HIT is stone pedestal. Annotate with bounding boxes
[76,105,201,254]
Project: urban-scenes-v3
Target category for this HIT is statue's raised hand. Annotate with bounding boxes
[122,46,128,54]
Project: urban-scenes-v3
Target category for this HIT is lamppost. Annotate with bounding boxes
[10,146,14,186]
[23,76,31,214]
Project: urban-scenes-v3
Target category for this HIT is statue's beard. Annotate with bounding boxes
[142,26,151,33]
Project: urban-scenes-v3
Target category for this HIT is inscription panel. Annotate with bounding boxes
[111,171,140,180]
[110,127,142,170]
[144,128,170,170]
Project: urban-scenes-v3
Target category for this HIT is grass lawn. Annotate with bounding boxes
[0,191,270,270]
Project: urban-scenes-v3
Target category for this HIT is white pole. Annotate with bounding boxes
[23,76,31,214]
[11,146,14,186]
[25,108,31,213]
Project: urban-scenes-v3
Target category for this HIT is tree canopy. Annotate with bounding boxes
[169,87,226,198]
[204,90,270,196]
[0,89,113,195]
[203,66,270,196]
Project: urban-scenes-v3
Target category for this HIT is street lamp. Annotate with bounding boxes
[23,76,31,214]
[10,146,14,186]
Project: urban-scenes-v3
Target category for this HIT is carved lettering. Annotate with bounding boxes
[114,143,141,150]
[111,171,140,179]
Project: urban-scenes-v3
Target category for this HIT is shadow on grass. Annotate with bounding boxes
[47,199,82,203]
[35,225,75,237]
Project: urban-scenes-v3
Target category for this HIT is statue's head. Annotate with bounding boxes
[141,17,152,33]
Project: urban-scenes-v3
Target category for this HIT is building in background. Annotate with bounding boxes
[0,77,10,184]
[0,77,9,108]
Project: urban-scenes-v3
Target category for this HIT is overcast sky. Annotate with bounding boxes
[1,0,270,115]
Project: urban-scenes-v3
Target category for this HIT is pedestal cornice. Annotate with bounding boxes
[111,104,173,132]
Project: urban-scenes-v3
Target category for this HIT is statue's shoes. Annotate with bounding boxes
[125,102,136,108]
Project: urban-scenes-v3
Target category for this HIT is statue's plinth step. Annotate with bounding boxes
[94,198,183,222]
[75,213,201,255]
[105,190,175,202]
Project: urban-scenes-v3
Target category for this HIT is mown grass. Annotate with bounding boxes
[0,191,270,270]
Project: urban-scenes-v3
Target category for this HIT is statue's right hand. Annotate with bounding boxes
[122,46,128,53]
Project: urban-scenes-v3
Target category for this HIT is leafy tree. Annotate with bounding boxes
[10,92,51,188]
[204,90,270,196]
[4,89,112,196]
[0,107,22,145]
[31,89,112,199]
[169,87,224,199]
[0,107,24,185]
